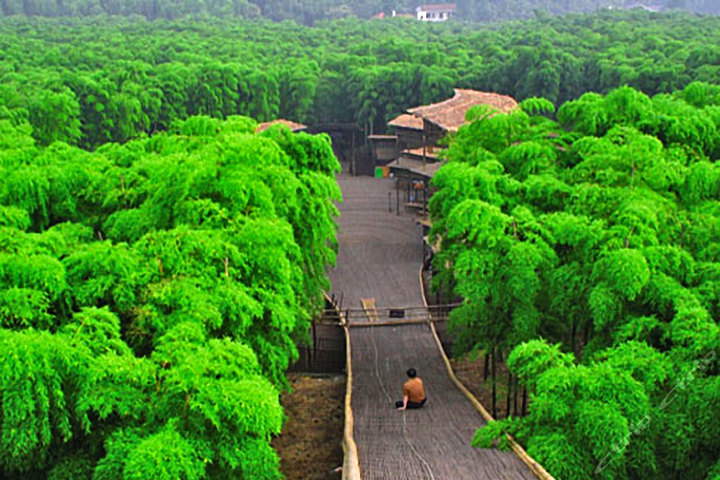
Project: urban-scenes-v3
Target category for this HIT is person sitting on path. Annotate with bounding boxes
[396,368,426,410]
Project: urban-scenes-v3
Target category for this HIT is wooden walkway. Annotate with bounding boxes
[329,172,536,480]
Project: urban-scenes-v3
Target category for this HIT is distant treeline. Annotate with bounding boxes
[1,0,718,23]
[0,0,405,22]
[3,10,720,148]
[458,0,720,22]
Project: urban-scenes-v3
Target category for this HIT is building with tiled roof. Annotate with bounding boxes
[255,119,307,133]
[407,88,517,133]
[371,88,517,186]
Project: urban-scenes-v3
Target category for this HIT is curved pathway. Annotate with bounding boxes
[329,172,536,480]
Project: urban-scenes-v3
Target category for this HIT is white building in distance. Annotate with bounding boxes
[416,3,456,21]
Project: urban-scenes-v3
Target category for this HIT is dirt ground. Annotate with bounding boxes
[273,373,345,480]
[426,272,523,421]
[452,355,520,420]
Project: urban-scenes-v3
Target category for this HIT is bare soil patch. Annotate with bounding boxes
[452,355,519,420]
[273,373,345,480]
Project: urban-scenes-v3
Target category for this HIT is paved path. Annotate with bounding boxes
[329,173,536,480]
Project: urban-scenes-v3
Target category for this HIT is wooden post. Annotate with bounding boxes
[388,191,392,212]
[423,183,427,214]
[312,318,317,369]
[422,125,427,168]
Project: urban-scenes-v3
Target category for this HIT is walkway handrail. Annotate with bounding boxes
[325,293,361,480]
[320,302,458,327]
[329,303,462,315]
[418,266,557,480]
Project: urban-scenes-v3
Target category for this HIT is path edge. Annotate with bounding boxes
[325,293,362,480]
[417,266,557,480]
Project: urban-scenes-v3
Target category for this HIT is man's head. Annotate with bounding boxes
[407,368,417,378]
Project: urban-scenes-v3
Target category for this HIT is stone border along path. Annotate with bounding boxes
[329,172,539,480]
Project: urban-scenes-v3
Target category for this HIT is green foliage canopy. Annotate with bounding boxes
[0,116,340,479]
[431,84,720,480]
[4,12,720,149]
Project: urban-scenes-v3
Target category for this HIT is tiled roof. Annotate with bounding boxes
[255,119,307,133]
[367,134,398,140]
[401,147,442,161]
[418,3,457,12]
[388,113,424,131]
[386,156,444,179]
[407,89,518,132]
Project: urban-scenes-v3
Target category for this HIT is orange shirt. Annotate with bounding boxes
[402,378,426,403]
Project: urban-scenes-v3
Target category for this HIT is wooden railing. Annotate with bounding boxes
[319,303,458,328]
[418,266,557,480]
[324,293,361,480]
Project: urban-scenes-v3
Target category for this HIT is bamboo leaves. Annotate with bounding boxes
[432,85,720,479]
[0,116,339,479]
[0,329,84,472]
[592,249,650,302]
[121,425,205,480]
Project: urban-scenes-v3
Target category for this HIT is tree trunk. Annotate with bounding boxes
[483,352,490,381]
[581,320,591,362]
[513,377,519,417]
[506,371,512,418]
[491,346,497,418]
[521,386,528,416]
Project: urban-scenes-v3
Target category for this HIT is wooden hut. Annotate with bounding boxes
[369,89,518,177]
[387,113,425,150]
[307,122,370,175]
[367,134,399,166]
[387,89,518,210]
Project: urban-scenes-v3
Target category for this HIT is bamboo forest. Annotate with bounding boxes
[0,5,718,480]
